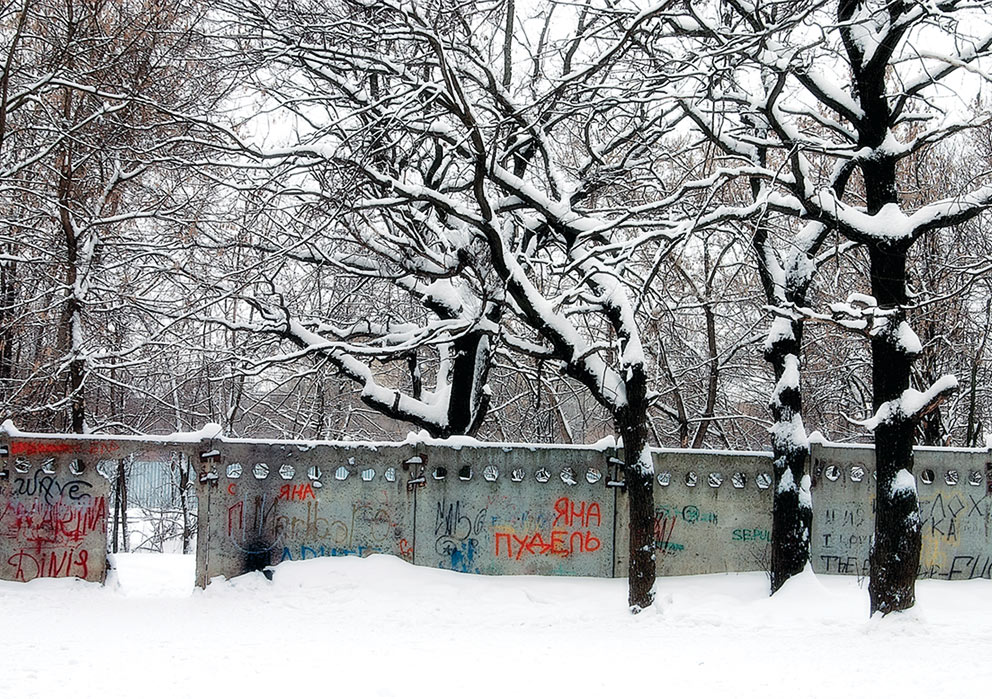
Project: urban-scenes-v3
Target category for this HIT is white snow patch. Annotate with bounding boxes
[777,466,797,494]
[863,375,959,430]
[799,474,813,510]
[891,468,917,498]
[4,554,992,698]
[893,321,923,356]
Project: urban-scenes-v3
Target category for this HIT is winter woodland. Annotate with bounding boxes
[3,0,992,611]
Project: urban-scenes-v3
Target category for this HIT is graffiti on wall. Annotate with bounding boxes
[0,448,109,583]
[492,497,604,562]
[199,446,415,582]
[6,430,992,589]
[613,451,775,577]
[410,449,617,578]
[810,444,992,580]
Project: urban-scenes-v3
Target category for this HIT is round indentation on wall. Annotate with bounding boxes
[685,471,698,487]
[920,468,935,485]
[586,467,602,484]
[850,465,866,482]
[384,467,396,482]
[657,471,671,487]
[560,467,577,486]
[756,473,772,489]
[432,466,447,481]
[42,458,57,475]
[708,472,723,488]
[227,463,243,479]
[510,468,525,482]
[361,468,376,482]
[483,465,499,482]
[279,464,295,480]
[969,470,983,486]
[14,457,30,474]
[459,465,472,481]
[732,472,747,489]
[253,463,269,479]
[535,468,551,483]
[824,464,841,482]
[307,466,321,480]
[312,480,323,489]
[334,466,349,481]
[69,459,86,476]
[945,469,959,486]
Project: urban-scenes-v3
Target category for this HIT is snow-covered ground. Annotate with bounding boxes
[3,554,991,698]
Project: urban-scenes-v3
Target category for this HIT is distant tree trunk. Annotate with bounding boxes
[965,302,990,448]
[178,454,193,555]
[113,459,130,553]
[0,258,14,395]
[56,118,87,433]
[112,464,121,554]
[690,303,719,448]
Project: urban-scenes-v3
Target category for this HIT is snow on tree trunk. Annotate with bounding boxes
[767,333,812,593]
[867,244,921,615]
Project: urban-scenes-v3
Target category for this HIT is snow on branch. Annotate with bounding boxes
[860,375,959,431]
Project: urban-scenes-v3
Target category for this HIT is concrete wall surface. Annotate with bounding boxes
[0,435,123,583]
[195,441,617,583]
[615,450,774,577]
[810,442,992,580]
[3,428,992,586]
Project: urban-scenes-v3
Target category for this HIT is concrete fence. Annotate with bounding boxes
[1,427,989,585]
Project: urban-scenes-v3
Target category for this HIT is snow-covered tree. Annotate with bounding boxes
[0,0,222,433]
[666,0,992,612]
[213,0,748,609]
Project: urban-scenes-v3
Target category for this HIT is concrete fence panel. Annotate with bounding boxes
[0,434,151,583]
[412,445,616,577]
[194,440,417,586]
[4,425,992,588]
[810,442,992,580]
[615,450,774,577]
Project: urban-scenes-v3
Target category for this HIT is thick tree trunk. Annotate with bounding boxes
[767,319,812,593]
[867,243,921,614]
[751,214,815,593]
[445,328,492,436]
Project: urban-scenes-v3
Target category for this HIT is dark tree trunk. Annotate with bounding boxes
[112,459,129,553]
[178,454,193,555]
[690,304,719,448]
[445,327,492,436]
[57,129,86,434]
[766,317,812,593]
[112,462,121,554]
[867,243,921,614]
[619,364,655,612]
[69,353,85,432]
[751,213,816,593]
[0,258,14,396]
[120,461,129,553]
